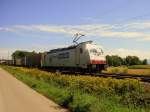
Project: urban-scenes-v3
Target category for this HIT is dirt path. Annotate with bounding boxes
[0,68,69,112]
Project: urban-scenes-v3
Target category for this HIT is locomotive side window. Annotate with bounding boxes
[80,48,83,53]
[58,52,69,59]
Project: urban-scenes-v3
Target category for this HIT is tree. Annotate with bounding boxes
[106,55,147,66]
[142,59,147,65]
[12,50,37,59]
[106,55,123,66]
[125,56,141,65]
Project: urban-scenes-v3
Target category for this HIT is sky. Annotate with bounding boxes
[0,0,150,60]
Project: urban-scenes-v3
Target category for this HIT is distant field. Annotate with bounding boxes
[128,65,150,69]
[128,69,150,75]
[104,65,150,75]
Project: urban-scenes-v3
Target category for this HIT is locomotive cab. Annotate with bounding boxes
[75,41,106,72]
[86,42,106,72]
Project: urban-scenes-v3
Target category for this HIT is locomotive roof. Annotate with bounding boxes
[47,41,93,53]
[79,40,93,44]
[48,45,76,53]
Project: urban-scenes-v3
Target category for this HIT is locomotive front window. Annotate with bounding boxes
[90,49,97,53]
[90,48,103,55]
[100,49,104,54]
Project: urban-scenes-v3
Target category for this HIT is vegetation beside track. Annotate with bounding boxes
[1,65,150,112]
[103,66,129,74]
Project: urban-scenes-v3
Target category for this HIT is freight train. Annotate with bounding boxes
[11,41,106,73]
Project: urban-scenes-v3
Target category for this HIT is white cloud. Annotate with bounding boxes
[1,21,150,40]
[0,27,17,32]
[105,48,150,59]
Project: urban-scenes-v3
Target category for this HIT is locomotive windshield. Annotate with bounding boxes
[90,49,97,53]
[90,48,103,55]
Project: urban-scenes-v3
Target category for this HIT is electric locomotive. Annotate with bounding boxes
[41,41,106,72]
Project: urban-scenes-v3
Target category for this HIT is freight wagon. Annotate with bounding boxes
[14,54,41,67]
[25,54,41,67]
[14,57,25,66]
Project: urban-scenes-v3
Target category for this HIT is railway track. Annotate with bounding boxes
[95,73,150,83]
[62,72,150,83]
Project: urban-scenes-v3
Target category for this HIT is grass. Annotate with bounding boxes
[128,65,150,69]
[1,65,150,112]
